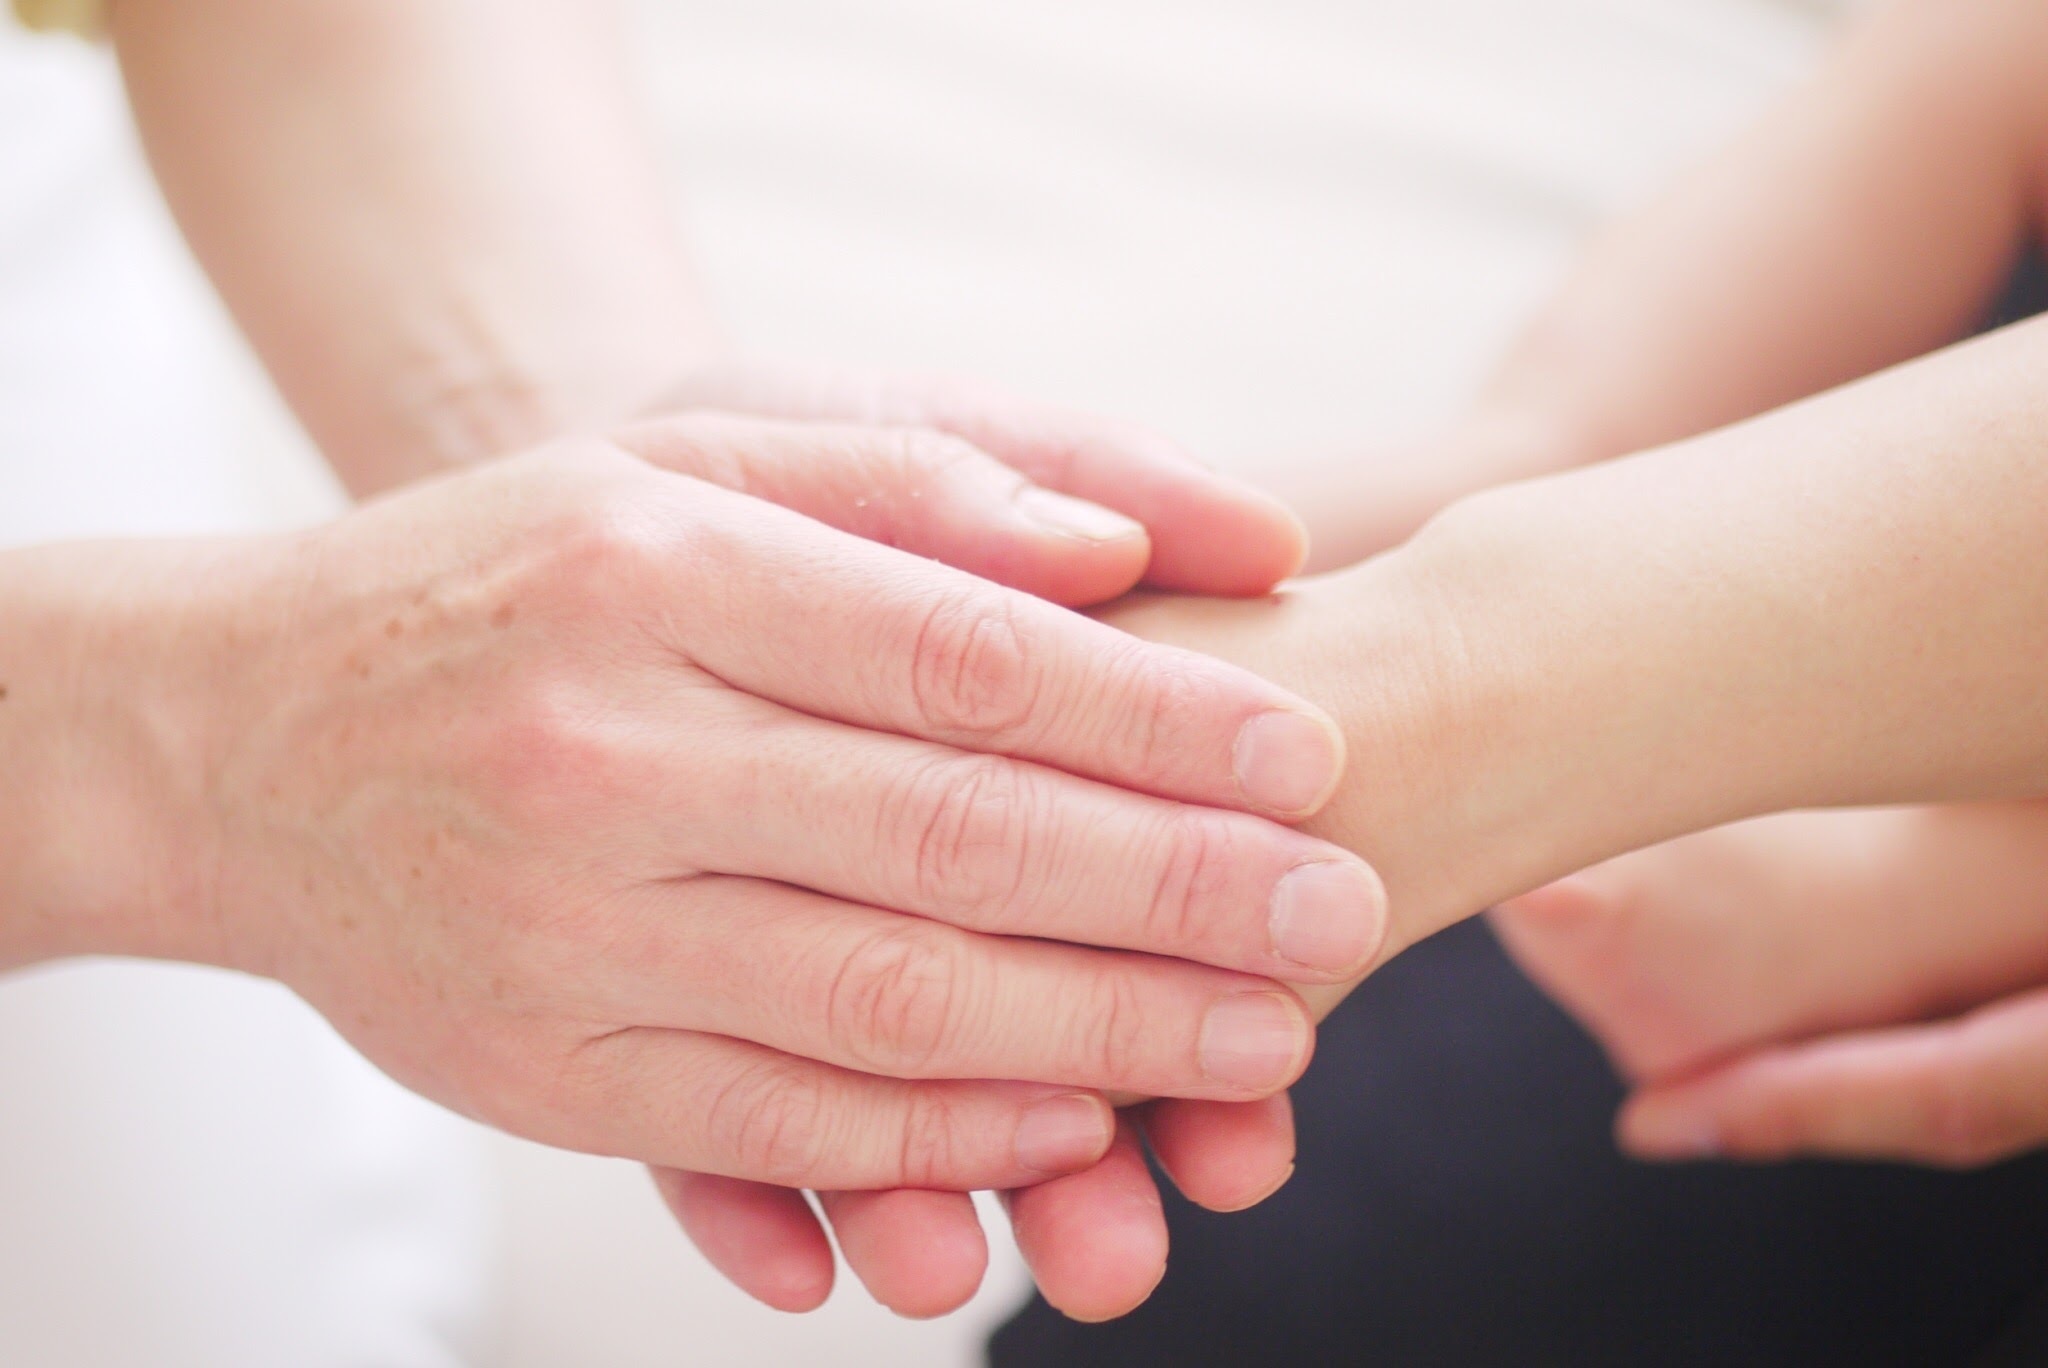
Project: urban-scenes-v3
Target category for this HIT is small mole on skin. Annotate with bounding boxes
[0,684,9,702]
[490,602,517,629]
[385,618,403,638]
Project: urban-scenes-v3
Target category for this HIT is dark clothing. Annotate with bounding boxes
[990,920,2048,1367]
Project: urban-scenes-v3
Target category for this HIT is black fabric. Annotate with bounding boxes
[990,919,2048,1367]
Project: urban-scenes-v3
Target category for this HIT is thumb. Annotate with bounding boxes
[660,360,1309,595]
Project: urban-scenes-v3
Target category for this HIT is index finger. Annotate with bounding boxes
[667,480,1345,818]
[660,361,1309,595]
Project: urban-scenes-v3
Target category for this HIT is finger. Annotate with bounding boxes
[1142,1094,1298,1212]
[658,362,1309,594]
[541,1029,1116,1190]
[817,1189,989,1320]
[1004,1115,1170,1323]
[601,878,1316,1101]
[649,1168,835,1313]
[647,480,1342,818]
[1620,988,2048,1168]
[614,414,1151,607]
[678,695,1383,982]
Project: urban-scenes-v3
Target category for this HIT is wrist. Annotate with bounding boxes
[0,539,264,971]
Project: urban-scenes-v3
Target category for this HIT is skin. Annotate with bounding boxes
[1494,803,2048,1166]
[694,0,2048,1319]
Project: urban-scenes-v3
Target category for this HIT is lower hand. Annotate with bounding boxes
[1493,803,2048,1167]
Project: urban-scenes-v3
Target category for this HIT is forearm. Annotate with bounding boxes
[1484,0,2048,463]
[113,0,718,492]
[1119,311,2048,1014]
[0,541,237,971]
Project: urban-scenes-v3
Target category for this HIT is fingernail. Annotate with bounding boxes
[1014,1094,1113,1173]
[1014,486,1145,542]
[1200,993,1309,1093]
[1233,710,1344,815]
[1269,860,1386,975]
[1622,1106,1722,1162]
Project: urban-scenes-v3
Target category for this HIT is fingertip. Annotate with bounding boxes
[1616,1093,1725,1164]
[1145,1095,1298,1212]
[822,1189,990,1319]
[1232,707,1347,820]
[1014,1092,1118,1176]
[1143,488,1310,597]
[650,1169,837,1312]
[1009,1119,1169,1323]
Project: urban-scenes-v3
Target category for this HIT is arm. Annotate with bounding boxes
[1290,0,2048,567]
[1117,307,2048,1013]
[113,0,715,489]
[110,0,1309,595]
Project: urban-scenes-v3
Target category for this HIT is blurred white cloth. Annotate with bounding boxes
[0,26,489,1368]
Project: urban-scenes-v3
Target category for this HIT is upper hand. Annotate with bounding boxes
[158,415,1380,1197]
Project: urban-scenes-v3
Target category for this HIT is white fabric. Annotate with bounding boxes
[0,26,489,1368]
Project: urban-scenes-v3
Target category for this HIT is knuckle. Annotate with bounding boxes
[907,589,1041,740]
[478,682,632,826]
[1110,648,1208,777]
[701,1057,832,1186]
[893,1089,968,1189]
[1141,811,1240,953]
[824,924,969,1076]
[883,426,985,486]
[1066,968,1152,1084]
[894,756,1038,920]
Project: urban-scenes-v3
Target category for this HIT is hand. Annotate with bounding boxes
[67,417,1382,1197]
[1495,803,2048,1167]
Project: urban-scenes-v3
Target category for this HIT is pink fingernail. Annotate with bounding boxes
[1014,1094,1112,1173]
[1270,860,1387,975]
[1014,487,1144,542]
[1199,993,1310,1093]
[1233,710,1343,816]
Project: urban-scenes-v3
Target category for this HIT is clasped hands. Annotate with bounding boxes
[50,370,1384,1323]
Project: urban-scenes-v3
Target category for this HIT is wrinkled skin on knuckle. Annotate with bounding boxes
[701,1056,835,1186]
[1112,645,1212,779]
[1064,967,1152,1086]
[1141,809,1243,956]
[907,591,1041,742]
[824,924,969,1078]
[895,755,1037,921]
[891,1088,972,1190]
